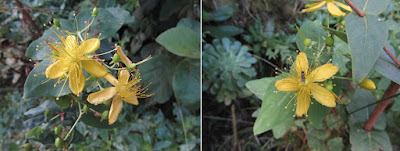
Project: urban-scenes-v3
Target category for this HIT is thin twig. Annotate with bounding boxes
[231,104,240,151]
[15,0,42,37]
[364,82,400,131]
[348,92,400,115]
[251,54,281,70]
[343,0,365,17]
[383,45,400,67]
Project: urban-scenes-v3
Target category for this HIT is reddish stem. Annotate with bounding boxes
[383,45,400,67]
[344,0,365,17]
[15,0,42,37]
[364,82,400,131]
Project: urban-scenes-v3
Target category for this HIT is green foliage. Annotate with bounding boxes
[156,27,200,58]
[203,38,257,105]
[173,59,201,109]
[243,18,296,61]
[245,77,293,135]
[346,14,388,84]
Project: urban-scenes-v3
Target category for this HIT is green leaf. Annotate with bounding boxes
[26,126,43,138]
[350,128,392,151]
[138,55,176,104]
[156,27,200,58]
[296,20,328,54]
[327,137,344,151]
[246,77,294,135]
[106,7,135,24]
[53,95,72,110]
[203,25,244,38]
[172,59,200,109]
[347,88,386,130]
[98,0,115,8]
[204,4,238,22]
[324,27,347,43]
[81,110,120,129]
[272,117,292,138]
[307,127,327,151]
[23,60,71,98]
[346,14,388,83]
[73,8,124,39]
[332,36,350,76]
[374,44,400,85]
[308,100,330,129]
[177,18,200,36]
[352,0,390,15]
[26,26,60,60]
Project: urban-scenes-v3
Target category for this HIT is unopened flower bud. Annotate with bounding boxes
[92,7,98,17]
[358,78,376,90]
[53,18,61,28]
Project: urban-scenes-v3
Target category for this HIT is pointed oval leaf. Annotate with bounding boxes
[346,14,388,83]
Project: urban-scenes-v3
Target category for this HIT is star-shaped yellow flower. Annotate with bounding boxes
[45,35,107,96]
[274,52,339,117]
[301,0,352,17]
[87,70,151,125]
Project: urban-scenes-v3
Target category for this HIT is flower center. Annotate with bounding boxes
[325,0,334,2]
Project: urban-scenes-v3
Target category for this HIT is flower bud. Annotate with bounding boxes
[103,100,111,106]
[54,126,62,135]
[92,7,98,17]
[324,84,333,91]
[358,78,376,90]
[23,143,32,151]
[112,53,120,63]
[53,18,61,28]
[83,105,89,113]
[55,137,64,148]
[101,111,109,120]
[304,38,312,47]
[325,36,334,47]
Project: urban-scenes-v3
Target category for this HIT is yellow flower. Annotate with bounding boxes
[274,52,339,117]
[87,70,151,125]
[301,0,352,17]
[45,35,108,96]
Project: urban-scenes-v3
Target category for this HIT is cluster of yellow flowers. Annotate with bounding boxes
[44,34,151,125]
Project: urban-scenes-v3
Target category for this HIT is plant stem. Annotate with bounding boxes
[63,100,83,141]
[177,102,189,151]
[364,82,400,131]
[251,54,281,70]
[343,0,365,17]
[333,76,352,80]
[349,92,400,115]
[383,45,400,68]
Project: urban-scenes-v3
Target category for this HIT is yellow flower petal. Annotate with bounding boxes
[333,1,352,12]
[327,2,346,17]
[45,60,70,79]
[295,52,309,77]
[81,59,108,77]
[118,69,130,85]
[307,63,338,82]
[301,1,326,13]
[109,95,123,125]
[64,35,79,52]
[87,87,117,105]
[68,63,85,95]
[296,88,311,117]
[123,93,139,105]
[305,1,325,8]
[105,73,119,86]
[310,83,336,107]
[78,38,100,55]
[116,46,132,67]
[275,77,301,92]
